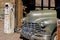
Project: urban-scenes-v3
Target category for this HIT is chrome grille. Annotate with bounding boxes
[22,23,41,33]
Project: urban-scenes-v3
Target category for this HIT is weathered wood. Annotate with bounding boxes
[17,0,23,27]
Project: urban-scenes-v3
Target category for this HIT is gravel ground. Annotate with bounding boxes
[0,19,22,40]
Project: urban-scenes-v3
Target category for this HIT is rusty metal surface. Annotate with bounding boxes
[57,19,60,40]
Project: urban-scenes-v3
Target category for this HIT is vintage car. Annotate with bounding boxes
[19,10,57,40]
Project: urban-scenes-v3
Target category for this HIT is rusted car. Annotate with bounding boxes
[19,10,57,40]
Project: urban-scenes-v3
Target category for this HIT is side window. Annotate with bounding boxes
[50,0,55,7]
[36,0,55,10]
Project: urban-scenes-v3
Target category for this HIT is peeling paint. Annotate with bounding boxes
[4,3,15,33]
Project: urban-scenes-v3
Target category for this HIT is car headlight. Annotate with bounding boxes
[40,20,49,28]
[40,21,46,28]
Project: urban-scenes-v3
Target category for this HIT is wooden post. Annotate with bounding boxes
[17,0,23,27]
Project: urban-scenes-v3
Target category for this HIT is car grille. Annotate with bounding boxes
[22,23,41,33]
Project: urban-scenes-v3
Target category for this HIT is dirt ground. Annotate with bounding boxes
[0,19,22,40]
